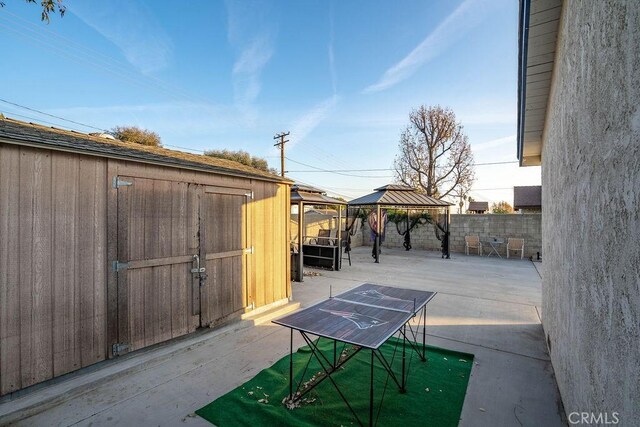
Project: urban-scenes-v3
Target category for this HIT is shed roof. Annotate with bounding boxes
[468,201,489,212]
[0,117,291,183]
[290,183,346,206]
[513,185,542,208]
[348,184,452,207]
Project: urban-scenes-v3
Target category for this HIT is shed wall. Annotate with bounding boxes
[0,145,107,396]
[0,144,290,396]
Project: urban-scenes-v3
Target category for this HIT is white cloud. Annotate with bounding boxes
[288,95,340,149]
[232,36,274,107]
[364,0,487,93]
[67,0,173,74]
[225,0,275,111]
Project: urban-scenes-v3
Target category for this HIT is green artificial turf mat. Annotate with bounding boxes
[196,337,474,426]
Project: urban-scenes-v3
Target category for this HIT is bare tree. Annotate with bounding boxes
[394,105,475,199]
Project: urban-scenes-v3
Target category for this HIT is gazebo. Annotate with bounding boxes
[290,184,347,282]
[348,185,453,262]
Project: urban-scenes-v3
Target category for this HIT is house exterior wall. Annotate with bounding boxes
[358,214,542,259]
[541,1,640,423]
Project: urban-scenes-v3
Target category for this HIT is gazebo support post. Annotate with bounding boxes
[337,208,343,270]
[375,205,381,263]
[445,206,450,259]
[297,201,304,281]
[406,207,410,251]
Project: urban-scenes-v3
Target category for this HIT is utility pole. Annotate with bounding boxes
[273,131,289,177]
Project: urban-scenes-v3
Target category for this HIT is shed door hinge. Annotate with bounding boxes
[244,247,254,254]
[245,191,254,199]
[112,261,129,272]
[112,176,133,189]
[112,343,130,356]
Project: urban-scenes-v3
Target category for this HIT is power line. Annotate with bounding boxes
[0,15,214,106]
[285,160,518,174]
[286,157,393,178]
[0,98,106,131]
[0,109,78,129]
[287,168,394,173]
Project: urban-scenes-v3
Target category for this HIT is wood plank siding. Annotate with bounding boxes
[0,146,107,395]
[0,144,290,396]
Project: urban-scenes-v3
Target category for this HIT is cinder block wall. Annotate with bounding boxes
[541,1,640,422]
[358,214,542,259]
[449,214,541,259]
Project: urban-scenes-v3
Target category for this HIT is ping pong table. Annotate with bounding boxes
[272,283,436,426]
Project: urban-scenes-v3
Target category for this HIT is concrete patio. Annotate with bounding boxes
[0,247,565,426]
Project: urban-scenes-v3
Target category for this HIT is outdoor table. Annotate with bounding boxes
[485,238,504,258]
[272,283,436,426]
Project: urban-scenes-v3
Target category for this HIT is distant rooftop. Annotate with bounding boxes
[514,185,542,209]
[468,201,489,212]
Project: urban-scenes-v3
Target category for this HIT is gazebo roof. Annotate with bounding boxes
[290,183,346,206]
[348,184,452,207]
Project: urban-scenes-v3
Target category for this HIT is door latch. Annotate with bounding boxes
[191,254,207,282]
[191,254,206,274]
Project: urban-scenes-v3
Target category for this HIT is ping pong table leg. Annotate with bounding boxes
[401,324,406,393]
[289,328,294,400]
[370,350,374,427]
[422,305,427,362]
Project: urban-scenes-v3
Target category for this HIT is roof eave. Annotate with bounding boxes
[517,0,562,168]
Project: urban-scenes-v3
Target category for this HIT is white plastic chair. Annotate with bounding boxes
[464,235,482,255]
[507,238,525,259]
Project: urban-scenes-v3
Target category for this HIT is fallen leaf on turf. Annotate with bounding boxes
[425,388,430,392]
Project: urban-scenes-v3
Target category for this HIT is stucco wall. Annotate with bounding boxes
[541,1,640,423]
[358,214,542,259]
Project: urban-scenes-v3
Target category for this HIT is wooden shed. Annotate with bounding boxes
[0,117,292,396]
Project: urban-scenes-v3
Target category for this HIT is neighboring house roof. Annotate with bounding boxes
[514,185,542,209]
[517,0,563,166]
[290,183,346,206]
[348,184,452,207]
[468,201,489,212]
[0,117,291,183]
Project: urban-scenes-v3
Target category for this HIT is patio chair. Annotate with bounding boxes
[464,235,482,255]
[507,238,525,259]
[316,229,335,246]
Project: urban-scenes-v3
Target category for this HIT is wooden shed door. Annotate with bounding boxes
[199,186,250,327]
[115,176,200,354]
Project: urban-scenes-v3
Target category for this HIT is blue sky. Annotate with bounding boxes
[0,0,540,205]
